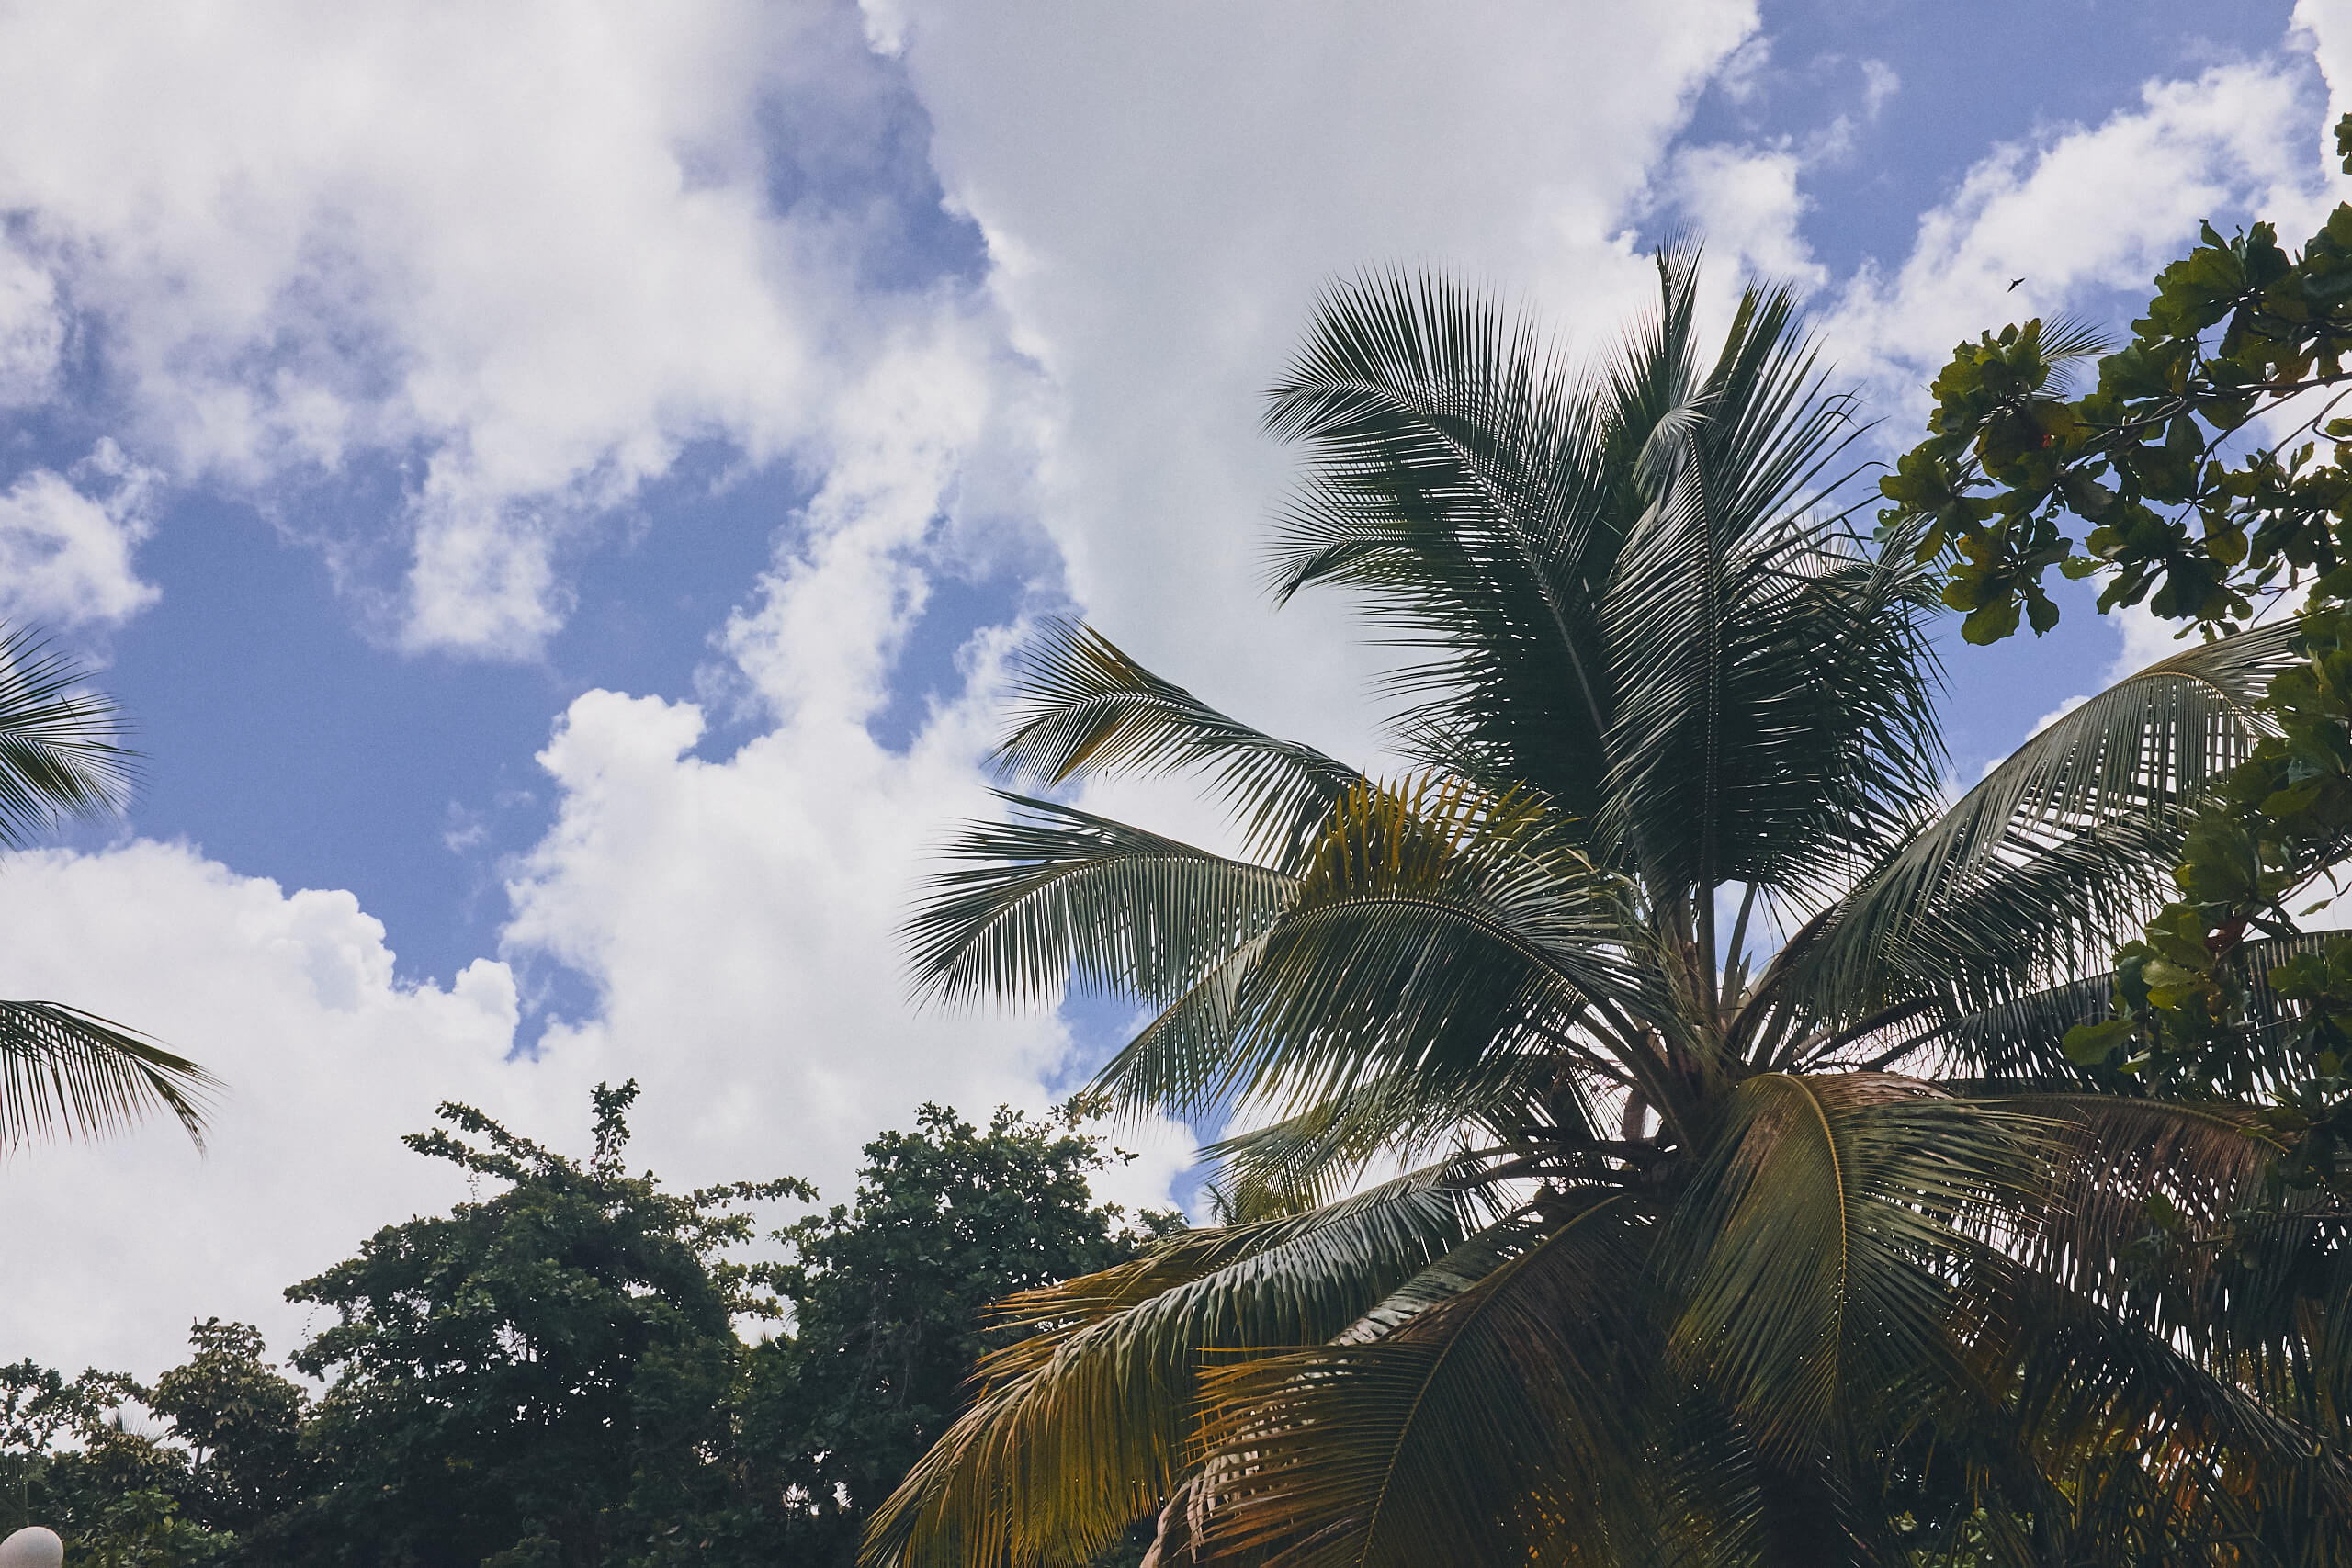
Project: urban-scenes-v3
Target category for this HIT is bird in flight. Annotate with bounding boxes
[2007,276,2025,291]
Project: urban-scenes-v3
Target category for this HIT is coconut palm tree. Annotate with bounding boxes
[870,254,2352,1566]
[0,625,209,1150]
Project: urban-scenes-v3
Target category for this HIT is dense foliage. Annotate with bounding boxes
[1,1087,1170,1567]
[872,255,2352,1566]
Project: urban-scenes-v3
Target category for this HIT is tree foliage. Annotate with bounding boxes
[2,1088,1167,1567]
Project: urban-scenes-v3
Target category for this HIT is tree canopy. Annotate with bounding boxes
[1,1088,1169,1567]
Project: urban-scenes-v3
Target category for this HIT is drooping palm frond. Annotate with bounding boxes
[1985,1093,2277,1318]
[1973,1248,2352,1560]
[0,625,137,848]
[0,1000,212,1150]
[1182,1192,1650,1568]
[991,621,1362,868]
[906,793,1296,1010]
[865,1162,1480,1568]
[1666,1073,2036,1457]
[1758,620,2297,1032]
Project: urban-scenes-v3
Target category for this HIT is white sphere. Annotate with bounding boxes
[0,1529,61,1568]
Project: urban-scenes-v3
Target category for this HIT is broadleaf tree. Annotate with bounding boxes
[0,1087,1174,1567]
[1877,111,2352,1195]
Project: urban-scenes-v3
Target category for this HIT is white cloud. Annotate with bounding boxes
[0,441,162,630]
[2,792,1189,1380]
[1668,143,1825,288]
[28,0,2352,1393]
[885,0,1762,761]
[1829,59,2324,420]
[0,841,548,1374]
[0,270,1170,1377]
[0,1,982,656]
[0,241,63,408]
[1860,58,1900,120]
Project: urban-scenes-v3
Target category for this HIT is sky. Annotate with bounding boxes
[2,0,2346,1379]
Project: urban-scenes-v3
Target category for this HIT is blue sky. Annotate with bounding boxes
[3,0,2344,1375]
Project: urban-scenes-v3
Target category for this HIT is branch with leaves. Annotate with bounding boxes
[1882,114,2352,1196]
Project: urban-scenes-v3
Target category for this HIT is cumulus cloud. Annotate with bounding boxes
[888,0,1762,760]
[0,241,63,409]
[0,841,542,1373]
[0,441,162,629]
[28,0,2352,1391]
[1668,143,1825,288]
[4,796,1188,1379]
[0,0,982,656]
[1,266,1157,1380]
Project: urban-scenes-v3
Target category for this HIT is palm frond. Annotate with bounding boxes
[905,793,1295,1010]
[1877,932,2339,1088]
[0,1000,212,1150]
[0,626,136,848]
[1597,272,1937,903]
[992,622,1362,868]
[1196,775,1646,1120]
[1184,1192,1650,1568]
[1667,1073,2034,1455]
[861,1162,1477,1568]
[1759,620,2297,1030]
[1198,1050,1587,1213]
[1261,269,1621,816]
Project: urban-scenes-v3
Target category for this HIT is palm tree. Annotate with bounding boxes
[0,625,209,1150]
[870,253,2352,1566]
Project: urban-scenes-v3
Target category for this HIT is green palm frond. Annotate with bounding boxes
[1761,620,2296,1029]
[1983,1093,2276,1317]
[992,621,1362,867]
[1199,775,1645,1119]
[1596,270,1938,904]
[862,1162,1477,1568]
[1975,1251,2352,1554]
[0,630,210,1154]
[905,793,1295,1009]
[1864,933,2342,1088]
[1262,270,1618,817]
[1084,774,1643,1126]
[0,624,137,848]
[0,1000,213,1150]
[1198,1050,1583,1214]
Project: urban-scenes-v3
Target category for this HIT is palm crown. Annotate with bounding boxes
[873,253,2349,1566]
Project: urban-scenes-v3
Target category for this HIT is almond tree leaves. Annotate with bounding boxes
[1887,116,2352,1198]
